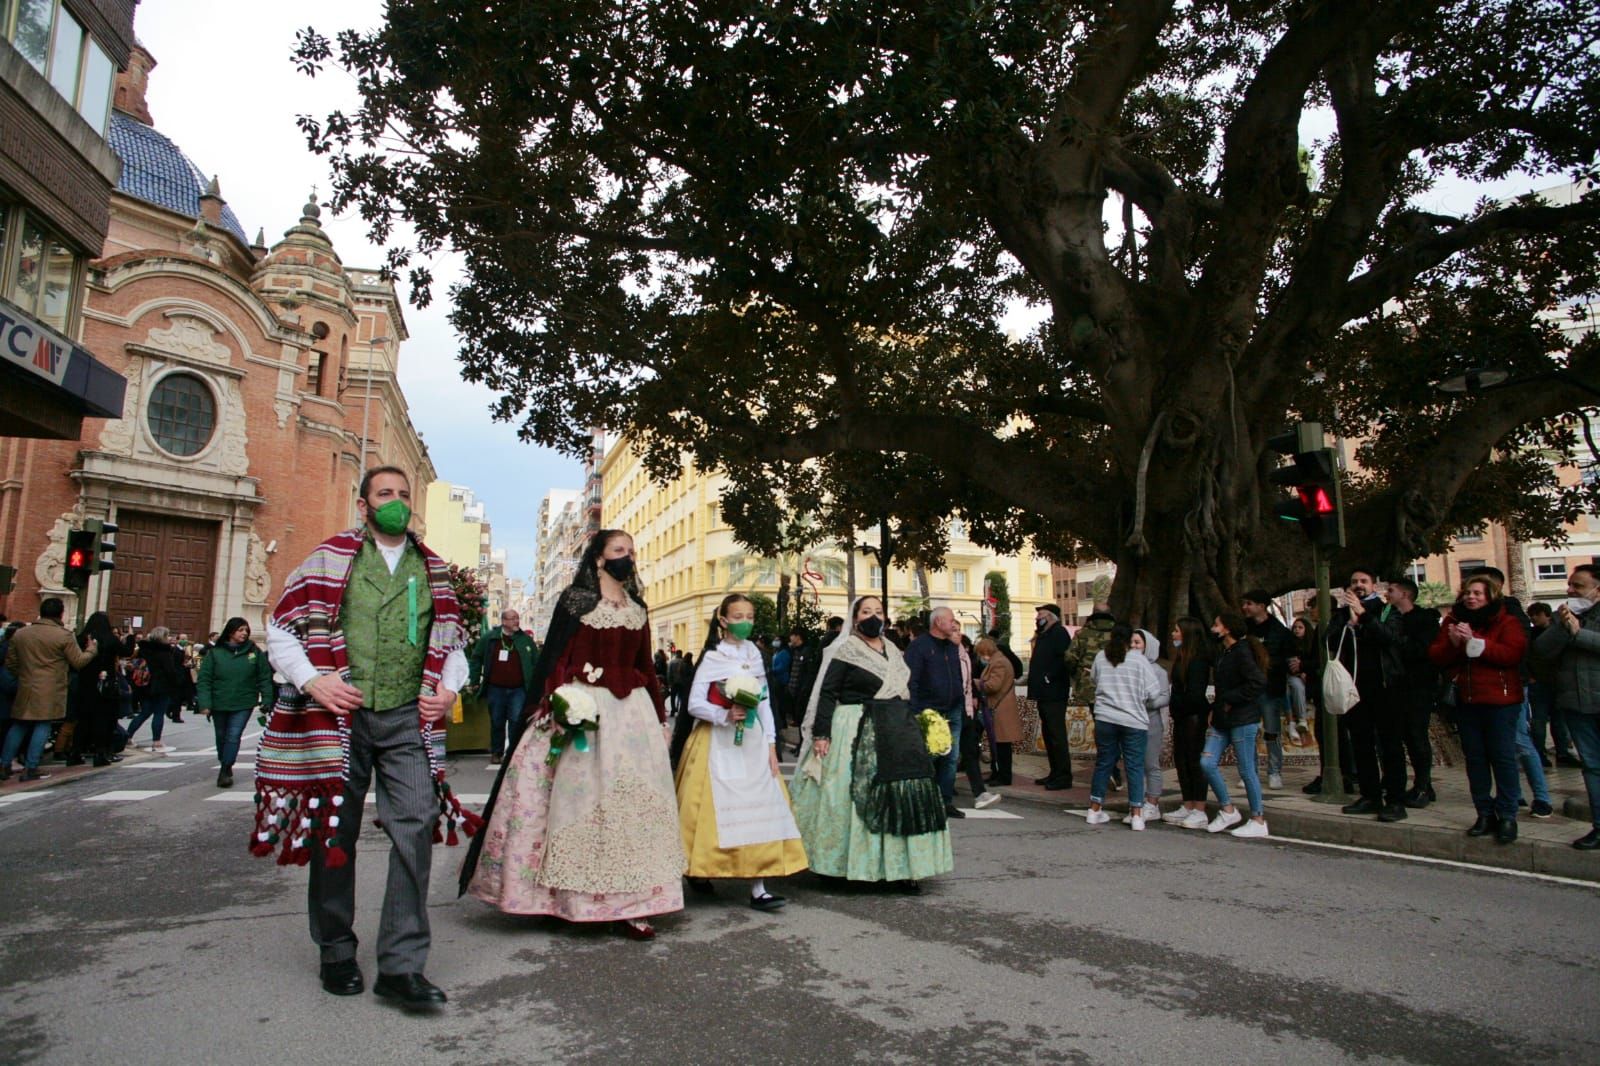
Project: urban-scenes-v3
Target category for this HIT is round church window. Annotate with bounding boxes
[146,372,216,457]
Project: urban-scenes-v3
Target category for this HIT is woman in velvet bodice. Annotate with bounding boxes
[462,529,685,940]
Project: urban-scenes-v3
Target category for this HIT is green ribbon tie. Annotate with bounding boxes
[407,575,419,646]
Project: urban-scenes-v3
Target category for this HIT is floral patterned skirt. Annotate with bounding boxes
[467,683,685,921]
[791,704,954,883]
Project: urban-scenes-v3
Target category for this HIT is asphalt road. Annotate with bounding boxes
[2,717,1596,1066]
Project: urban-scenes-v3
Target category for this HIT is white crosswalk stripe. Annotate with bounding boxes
[85,790,168,802]
[204,793,256,803]
[0,792,52,806]
[958,807,1022,819]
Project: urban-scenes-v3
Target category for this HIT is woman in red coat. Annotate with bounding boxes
[1429,572,1527,843]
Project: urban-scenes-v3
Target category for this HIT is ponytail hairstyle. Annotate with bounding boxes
[1104,622,1134,667]
[703,593,754,651]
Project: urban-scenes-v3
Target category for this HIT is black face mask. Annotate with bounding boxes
[602,556,635,582]
[856,617,885,639]
[1036,616,1049,629]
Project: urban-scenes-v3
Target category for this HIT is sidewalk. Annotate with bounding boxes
[0,743,163,795]
[992,746,1600,883]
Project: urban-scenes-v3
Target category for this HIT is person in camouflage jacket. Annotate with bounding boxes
[1065,609,1117,707]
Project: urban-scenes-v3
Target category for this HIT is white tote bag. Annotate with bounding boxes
[1322,624,1359,716]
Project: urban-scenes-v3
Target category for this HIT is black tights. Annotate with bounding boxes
[1172,713,1208,803]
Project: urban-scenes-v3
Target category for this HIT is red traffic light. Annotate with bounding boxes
[1298,486,1337,515]
[68,549,87,568]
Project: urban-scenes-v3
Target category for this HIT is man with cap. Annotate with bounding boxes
[1028,604,1073,790]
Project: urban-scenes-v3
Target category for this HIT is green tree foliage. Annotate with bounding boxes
[985,570,1012,641]
[294,1,1600,633]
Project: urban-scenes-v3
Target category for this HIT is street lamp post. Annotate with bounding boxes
[356,334,393,470]
[352,335,392,524]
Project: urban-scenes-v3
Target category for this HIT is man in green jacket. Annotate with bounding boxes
[467,608,539,765]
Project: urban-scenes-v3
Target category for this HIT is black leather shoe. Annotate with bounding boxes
[320,959,364,996]
[985,775,1012,786]
[217,771,233,788]
[1556,754,1584,769]
[1341,798,1381,815]
[1033,775,1050,786]
[1467,814,1498,837]
[1377,804,1408,823]
[1573,829,1600,851]
[1495,818,1518,845]
[1042,779,1073,791]
[749,892,786,911]
[686,877,715,896]
[944,805,965,819]
[1302,776,1322,795]
[374,972,447,1010]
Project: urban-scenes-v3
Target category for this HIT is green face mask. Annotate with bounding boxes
[725,620,755,640]
[370,499,411,536]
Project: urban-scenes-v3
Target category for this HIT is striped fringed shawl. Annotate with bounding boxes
[249,528,481,868]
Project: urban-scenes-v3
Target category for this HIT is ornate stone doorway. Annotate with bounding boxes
[106,509,219,637]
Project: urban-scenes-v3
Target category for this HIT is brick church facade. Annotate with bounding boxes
[0,44,435,636]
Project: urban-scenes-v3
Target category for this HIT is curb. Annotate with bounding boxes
[985,774,1600,885]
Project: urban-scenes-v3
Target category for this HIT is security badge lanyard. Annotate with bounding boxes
[498,633,512,662]
[406,575,419,646]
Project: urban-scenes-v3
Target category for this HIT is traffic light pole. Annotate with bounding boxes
[1310,543,1346,801]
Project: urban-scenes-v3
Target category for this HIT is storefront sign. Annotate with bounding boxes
[0,298,72,389]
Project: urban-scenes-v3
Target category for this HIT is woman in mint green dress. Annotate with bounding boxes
[792,596,953,891]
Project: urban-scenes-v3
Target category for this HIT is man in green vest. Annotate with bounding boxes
[266,466,467,1011]
[467,607,539,765]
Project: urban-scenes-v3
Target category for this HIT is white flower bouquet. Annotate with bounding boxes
[546,682,600,767]
[720,674,764,744]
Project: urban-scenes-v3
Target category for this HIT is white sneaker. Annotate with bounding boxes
[1130,813,1146,831]
[1287,723,1302,742]
[150,742,167,754]
[1161,808,1191,825]
[1181,809,1210,829]
[1230,818,1270,839]
[974,791,1001,810]
[1207,809,1244,833]
[1142,801,1161,821]
[1085,809,1111,825]
[1268,773,1284,789]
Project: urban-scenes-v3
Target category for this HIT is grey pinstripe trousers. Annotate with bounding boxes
[308,703,439,974]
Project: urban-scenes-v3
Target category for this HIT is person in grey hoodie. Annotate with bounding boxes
[1084,624,1166,831]
[1125,629,1170,824]
[1532,562,1600,850]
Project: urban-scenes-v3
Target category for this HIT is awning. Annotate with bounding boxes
[0,294,125,433]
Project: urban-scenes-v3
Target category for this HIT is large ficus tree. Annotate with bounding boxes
[296,0,1600,628]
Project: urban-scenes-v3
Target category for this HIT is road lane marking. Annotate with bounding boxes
[958,808,1022,819]
[1275,836,1600,890]
[453,793,489,804]
[204,793,256,802]
[85,790,168,802]
[0,793,52,806]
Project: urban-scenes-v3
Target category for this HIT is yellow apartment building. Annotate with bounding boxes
[600,435,1058,651]
[421,480,488,572]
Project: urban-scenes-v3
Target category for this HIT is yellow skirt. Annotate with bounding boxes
[675,721,808,879]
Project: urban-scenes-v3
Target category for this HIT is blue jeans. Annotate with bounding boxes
[1515,700,1550,805]
[1566,712,1600,830]
[1201,723,1263,816]
[1090,719,1148,808]
[211,709,251,770]
[1454,703,1522,819]
[934,704,962,804]
[125,695,169,743]
[1259,695,1285,776]
[1,720,51,772]
[484,685,528,758]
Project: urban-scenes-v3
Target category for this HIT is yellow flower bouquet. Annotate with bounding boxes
[917,709,953,757]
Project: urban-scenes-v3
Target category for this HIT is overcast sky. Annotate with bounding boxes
[129,4,1554,579]
[132,2,583,582]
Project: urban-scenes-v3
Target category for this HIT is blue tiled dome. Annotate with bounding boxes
[108,110,249,245]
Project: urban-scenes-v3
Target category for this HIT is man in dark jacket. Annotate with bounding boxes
[1026,605,1073,790]
[467,608,539,765]
[906,607,968,818]
[1387,578,1442,807]
[1242,590,1294,789]
[1325,568,1408,821]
